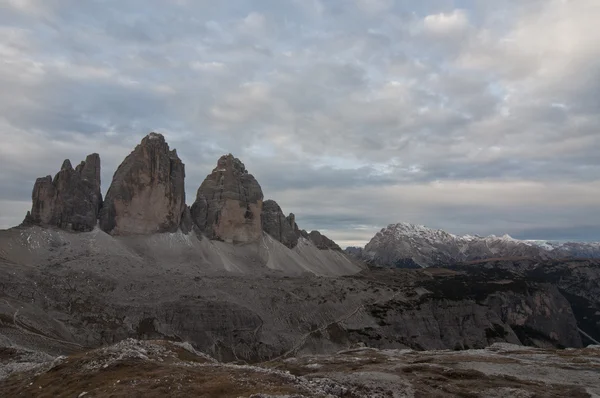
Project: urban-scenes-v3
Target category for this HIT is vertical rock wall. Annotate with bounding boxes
[99,133,186,235]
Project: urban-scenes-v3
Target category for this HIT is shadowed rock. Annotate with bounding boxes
[24,154,102,232]
[191,154,263,243]
[261,200,299,248]
[180,206,194,235]
[99,133,186,235]
[307,230,342,251]
[261,200,342,250]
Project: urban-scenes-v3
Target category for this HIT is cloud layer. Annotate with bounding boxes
[1,0,599,246]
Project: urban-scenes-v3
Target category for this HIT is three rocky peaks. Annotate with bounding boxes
[24,132,340,250]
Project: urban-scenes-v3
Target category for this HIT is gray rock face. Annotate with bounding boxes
[99,133,186,235]
[0,227,595,364]
[344,246,364,257]
[363,222,547,268]
[529,241,600,259]
[25,154,102,232]
[191,154,263,243]
[307,230,342,251]
[456,258,600,345]
[260,201,341,250]
[179,206,194,235]
[261,200,299,248]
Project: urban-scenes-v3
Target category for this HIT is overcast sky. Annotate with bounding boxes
[1,0,599,247]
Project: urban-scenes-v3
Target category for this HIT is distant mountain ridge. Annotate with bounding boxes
[348,222,600,268]
[527,240,600,259]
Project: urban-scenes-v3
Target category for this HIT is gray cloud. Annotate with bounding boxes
[1,0,599,247]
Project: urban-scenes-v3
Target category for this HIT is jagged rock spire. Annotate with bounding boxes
[25,153,102,232]
[262,200,299,248]
[191,154,263,243]
[99,133,186,235]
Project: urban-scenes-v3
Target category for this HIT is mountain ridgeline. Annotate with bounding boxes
[22,132,339,250]
[1,132,598,365]
[349,222,600,268]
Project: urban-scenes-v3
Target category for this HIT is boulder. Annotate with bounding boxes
[25,154,102,232]
[261,200,298,248]
[191,154,263,243]
[99,133,186,235]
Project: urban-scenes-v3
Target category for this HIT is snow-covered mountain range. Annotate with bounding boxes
[348,222,600,268]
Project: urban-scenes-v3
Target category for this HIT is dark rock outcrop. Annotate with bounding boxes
[99,133,186,235]
[261,200,299,248]
[24,154,102,232]
[180,206,194,235]
[260,200,341,250]
[191,154,263,243]
[307,230,342,251]
[451,258,600,346]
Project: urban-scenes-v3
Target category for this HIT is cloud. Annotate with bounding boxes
[422,9,469,36]
[0,0,599,247]
[238,12,267,36]
[355,0,394,15]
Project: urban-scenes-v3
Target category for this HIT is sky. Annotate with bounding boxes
[0,0,599,247]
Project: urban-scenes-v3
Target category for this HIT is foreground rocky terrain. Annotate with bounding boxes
[1,339,599,397]
[352,222,600,268]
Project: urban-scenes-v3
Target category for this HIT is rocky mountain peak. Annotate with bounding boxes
[24,154,103,232]
[261,199,299,248]
[99,133,186,235]
[145,131,164,141]
[363,222,547,268]
[75,154,101,190]
[20,135,346,251]
[382,222,456,242]
[61,159,73,171]
[214,154,248,175]
[307,230,342,251]
[190,154,263,243]
[260,199,342,251]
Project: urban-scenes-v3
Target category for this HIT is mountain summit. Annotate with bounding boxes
[190,154,264,243]
[24,153,102,232]
[99,133,187,235]
[17,132,349,273]
[360,222,547,267]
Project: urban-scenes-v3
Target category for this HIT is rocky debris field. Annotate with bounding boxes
[1,339,599,397]
[0,225,598,364]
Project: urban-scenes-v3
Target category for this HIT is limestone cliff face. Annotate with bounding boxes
[261,200,299,248]
[307,230,342,251]
[25,154,102,232]
[23,140,345,251]
[261,200,342,251]
[191,154,263,243]
[99,133,186,235]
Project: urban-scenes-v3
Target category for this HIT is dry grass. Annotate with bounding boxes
[0,351,304,398]
[422,268,461,277]
[269,357,385,377]
[3,340,598,398]
[406,353,520,366]
[397,364,591,398]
